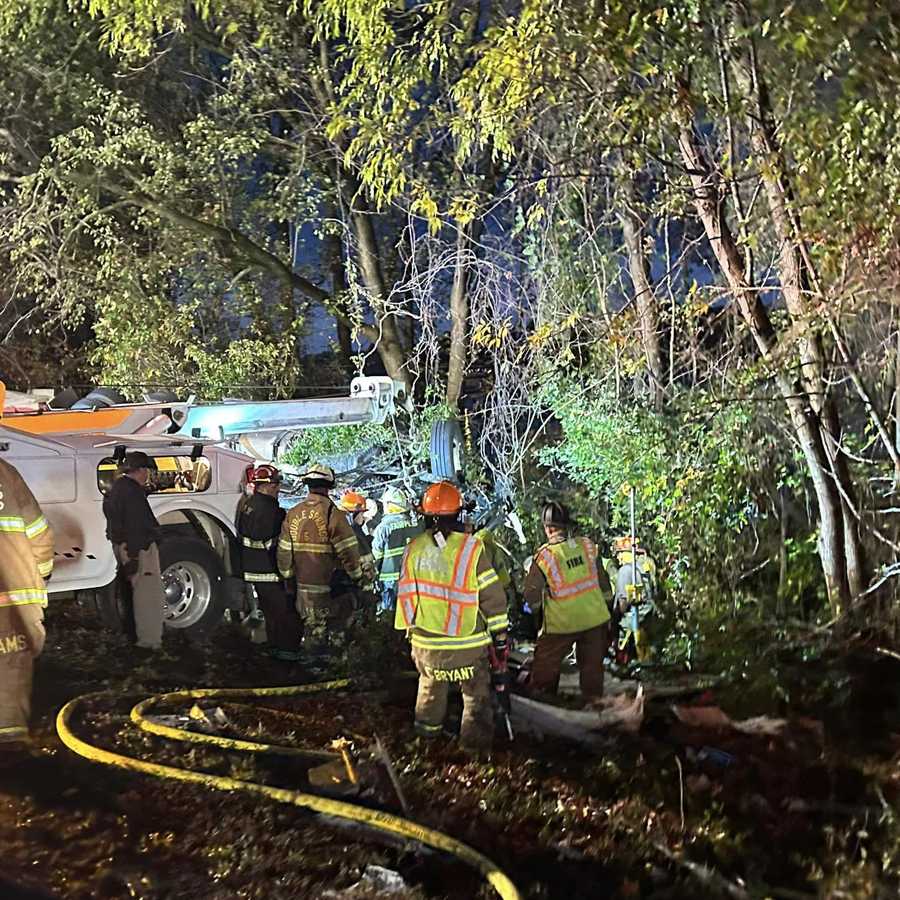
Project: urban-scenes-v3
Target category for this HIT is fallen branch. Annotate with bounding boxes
[675,754,685,833]
[652,841,750,900]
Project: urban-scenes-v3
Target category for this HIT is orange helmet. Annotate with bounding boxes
[338,490,367,513]
[421,481,463,516]
[249,464,282,485]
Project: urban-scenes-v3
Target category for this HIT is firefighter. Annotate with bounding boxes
[371,485,421,614]
[395,481,508,751]
[277,463,364,655]
[238,465,303,661]
[334,490,378,623]
[610,537,658,664]
[102,451,165,651]
[0,459,53,756]
[523,501,612,701]
[337,491,377,583]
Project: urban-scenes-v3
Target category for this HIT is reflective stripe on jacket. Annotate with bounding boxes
[277,490,362,600]
[477,528,513,590]
[372,513,423,584]
[0,459,54,609]
[395,531,508,651]
[237,492,285,584]
[528,536,610,635]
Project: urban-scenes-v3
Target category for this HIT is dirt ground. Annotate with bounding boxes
[2,599,899,899]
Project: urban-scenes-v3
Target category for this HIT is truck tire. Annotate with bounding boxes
[430,419,465,480]
[92,577,135,640]
[159,537,226,639]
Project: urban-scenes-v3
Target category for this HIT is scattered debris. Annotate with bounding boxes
[323,865,409,897]
[309,758,359,793]
[374,733,410,816]
[511,685,644,744]
[672,704,824,743]
[188,704,231,733]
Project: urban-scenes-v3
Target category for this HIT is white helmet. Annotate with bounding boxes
[302,462,336,484]
[382,485,409,513]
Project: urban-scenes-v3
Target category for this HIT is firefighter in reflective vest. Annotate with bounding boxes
[0,458,53,756]
[395,481,509,750]
[523,501,612,700]
[237,465,303,661]
[277,463,363,655]
[610,536,658,664]
[372,485,421,614]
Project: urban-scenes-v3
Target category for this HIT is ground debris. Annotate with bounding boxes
[2,602,898,899]
[672,703,824,744]
[323,864,415,898]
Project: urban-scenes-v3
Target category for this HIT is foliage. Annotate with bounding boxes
[280,420,390,469]
[5,0,900,624]
[538,376,760,594]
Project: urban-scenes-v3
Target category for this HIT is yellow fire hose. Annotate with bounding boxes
[56,680,520,900]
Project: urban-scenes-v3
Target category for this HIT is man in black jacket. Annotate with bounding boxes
[238,465,303,660]
[102,451,164,650]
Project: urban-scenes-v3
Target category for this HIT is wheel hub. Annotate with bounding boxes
[161,560,212,629]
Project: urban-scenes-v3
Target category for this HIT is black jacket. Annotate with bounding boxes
[103,474,162,554]
[237,492,285,582]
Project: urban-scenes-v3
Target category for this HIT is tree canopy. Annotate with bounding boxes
[3,0,900,623]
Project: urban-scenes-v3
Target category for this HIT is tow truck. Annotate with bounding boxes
[0,378,409,638]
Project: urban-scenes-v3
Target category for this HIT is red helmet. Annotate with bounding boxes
[421,481,463,516]
[249,464,282,485]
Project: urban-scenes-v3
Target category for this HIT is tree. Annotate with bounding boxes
[319,0,900,612]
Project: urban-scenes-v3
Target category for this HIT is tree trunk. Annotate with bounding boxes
[446,225,470,408]
[349,202,410,389]
[732,32,866,601]
[676,116,851,614]
[618,174,664,411]
[324,228,355,374]
[777,488,788,617]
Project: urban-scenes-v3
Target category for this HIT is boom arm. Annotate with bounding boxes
[174,377,401,440]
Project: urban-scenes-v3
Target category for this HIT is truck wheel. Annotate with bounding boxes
[159,537,226,638]
[430,419,465,480]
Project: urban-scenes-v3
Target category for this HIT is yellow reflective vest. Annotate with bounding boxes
[395,531,508,651]
[534,536,610,635]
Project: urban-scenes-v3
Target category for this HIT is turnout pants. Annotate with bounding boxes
[531,623,609,700]
[0,604,45,743]
[412,647,493,750]
[115,542,165,650]
[253,582,303,651]
[296,586,358,653]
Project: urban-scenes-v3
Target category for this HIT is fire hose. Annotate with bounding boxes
[56,680,521,900]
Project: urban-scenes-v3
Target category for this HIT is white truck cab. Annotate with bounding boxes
[0,377,404,637]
